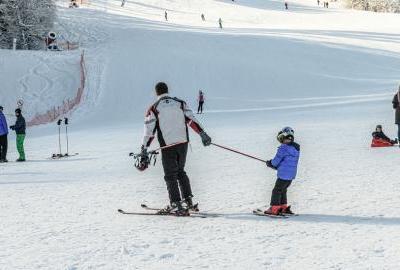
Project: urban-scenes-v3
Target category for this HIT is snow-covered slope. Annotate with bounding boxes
[0,50,81,120]
[1,0,400,269]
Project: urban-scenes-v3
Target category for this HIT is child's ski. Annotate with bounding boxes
[253,209,289,219]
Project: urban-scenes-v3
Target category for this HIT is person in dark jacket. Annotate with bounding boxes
[0,106,8,162]
[265,127,300,215]
[197,90,205,114]
[372,125,397,144]
[10,108,26,162]
[393,88,400,141]
[139,82,212,215]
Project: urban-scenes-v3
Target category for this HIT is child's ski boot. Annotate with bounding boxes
[281,205,295,215]
[264,205,283,216]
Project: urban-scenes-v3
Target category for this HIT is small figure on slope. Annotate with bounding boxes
[265,127,300,216]
[372,125,398,146]
[9,108,26,162]
[393,86,400,143]
[219,18,223,29]
[197,90,205,114]
[121,0,126,7]
[139,82,212,215]
[165,11,168,21]
[201,14,205,21]
[285,2,289,9]
[0,106,8,163]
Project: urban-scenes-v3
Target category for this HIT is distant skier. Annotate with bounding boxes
[372,125,398,145]
[317,0,320,5]
[197,90,205,114]
[218,18,223,29]
[138,82,212,215]
[165,11,168,21]
[326,2,329,8]
[393,87,400,141]
[0,106,8,163]
[121,0,126,7]
[285,2,288,9]
[264,127,300,216]
[201,14,205,21]
[9,108,26,162]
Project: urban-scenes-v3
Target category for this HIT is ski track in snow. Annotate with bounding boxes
[2,0,400,269]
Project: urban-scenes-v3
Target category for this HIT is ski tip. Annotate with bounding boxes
[140,204,147,208]
[117,209,125,213]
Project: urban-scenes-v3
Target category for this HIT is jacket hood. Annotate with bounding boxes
[287,142,300,152]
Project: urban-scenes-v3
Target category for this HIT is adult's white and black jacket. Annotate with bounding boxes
[142,94,204,148]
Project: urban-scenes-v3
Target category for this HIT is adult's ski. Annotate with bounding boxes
[140,204,221,218]
[117,209,208,218]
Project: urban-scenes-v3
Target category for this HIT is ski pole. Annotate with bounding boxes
[64,118,69,156]
[152,141,187,153]
[57,119,63,156]
[211,143,267,163]
[129,141,187,157]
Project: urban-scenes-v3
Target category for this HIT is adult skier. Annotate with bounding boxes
[393,87,400,142]
[0,106,8,163]
[121,0,126,7]
[201,14,205,21]
[219,18,223,29]
[165,11,168,21]
[138,82,212,215]
[265,127,300,216]
[9,108,26,162]
[197,90,205,114]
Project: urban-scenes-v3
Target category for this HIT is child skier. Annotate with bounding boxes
[265,127,300,215]
[372,125,398,145]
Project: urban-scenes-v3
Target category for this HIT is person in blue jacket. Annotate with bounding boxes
[265,127,300,215]
[0,106,8,162]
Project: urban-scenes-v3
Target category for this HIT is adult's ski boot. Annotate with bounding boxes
[157,202,189,216]
[182,196,199,212]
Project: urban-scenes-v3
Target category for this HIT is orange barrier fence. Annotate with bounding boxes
[27,51,86,127]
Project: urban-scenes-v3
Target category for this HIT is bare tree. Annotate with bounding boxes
[0,0,56,50]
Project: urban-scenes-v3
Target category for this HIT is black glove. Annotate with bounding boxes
[199,131,212,146]
[10,125,15,130]
[135,147,150,171]
[266,160,277,170]
[140,147,149,162]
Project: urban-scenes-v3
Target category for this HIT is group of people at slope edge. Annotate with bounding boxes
[372,87,400,147]
[0,107,26,163]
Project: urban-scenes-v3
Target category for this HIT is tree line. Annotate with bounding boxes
[346,0,400,13]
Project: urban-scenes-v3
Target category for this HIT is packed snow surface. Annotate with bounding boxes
[1,0,400,269]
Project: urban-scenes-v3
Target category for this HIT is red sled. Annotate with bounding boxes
[371,138,394,148]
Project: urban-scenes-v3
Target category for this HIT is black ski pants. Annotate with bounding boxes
[270,179,292,206]
[197,101,204,114]
[162,143,193,204]
[0,134,7,160]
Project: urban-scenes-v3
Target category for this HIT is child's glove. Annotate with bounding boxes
[266,160,277,170]
[10,125,15,130]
